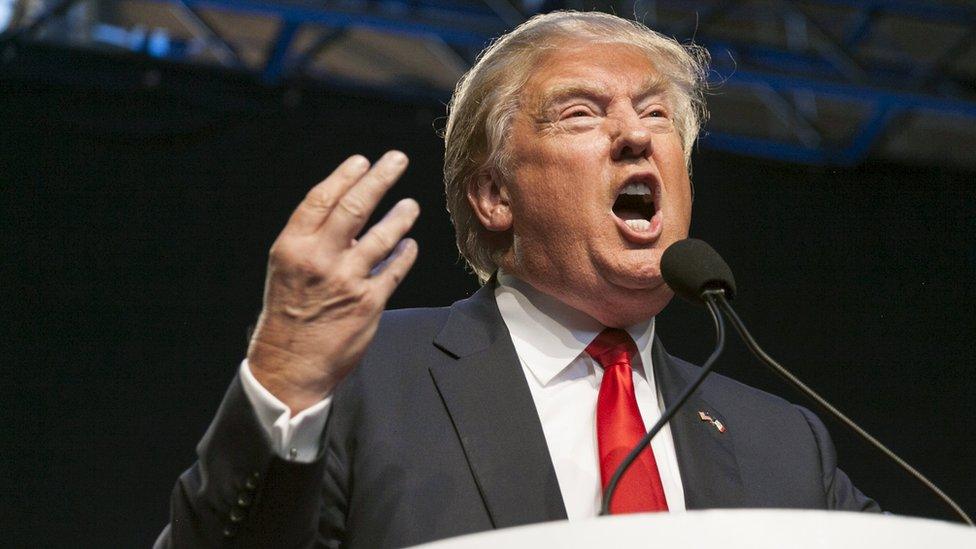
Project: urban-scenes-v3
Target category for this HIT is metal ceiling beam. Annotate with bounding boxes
[5,0,76,40]
[173,0,245,69]
[165,0,522,87]
[3,0,975,168]
[262,18,299,83]
[637,0,976,165]
[180,0,513,49]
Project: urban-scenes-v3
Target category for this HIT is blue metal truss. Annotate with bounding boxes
[181,0,518,49]
[3,0,975,167]
[165,0,520,83]
[628,0,976,166]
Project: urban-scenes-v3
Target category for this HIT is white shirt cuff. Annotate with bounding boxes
[239,359,332,463]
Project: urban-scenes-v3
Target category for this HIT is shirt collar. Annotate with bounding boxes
[494,271,655,387]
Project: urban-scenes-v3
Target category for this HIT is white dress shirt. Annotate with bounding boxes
[240,272,685,518]
[493,272,685,518]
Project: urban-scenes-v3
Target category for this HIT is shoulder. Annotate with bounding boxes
[665,351,821,436]
[369,284,500,357]
[344,304,459,385]
[377,306,453,335]
[363,306,453,358]
[667,352,789,406]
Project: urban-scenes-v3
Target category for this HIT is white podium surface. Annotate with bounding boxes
[414,509,976,548]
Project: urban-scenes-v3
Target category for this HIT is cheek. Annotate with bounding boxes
[512,148,601,208]
[657,143,691,189]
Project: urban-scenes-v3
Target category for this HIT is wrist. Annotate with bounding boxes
[247,339,337,414]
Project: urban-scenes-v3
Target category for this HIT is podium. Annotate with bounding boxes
[414,509,975,548]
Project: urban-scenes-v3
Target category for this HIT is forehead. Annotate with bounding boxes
[522,42,668,102]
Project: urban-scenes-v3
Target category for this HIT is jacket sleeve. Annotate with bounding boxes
[796,405,882,512]
[154,374,348,548]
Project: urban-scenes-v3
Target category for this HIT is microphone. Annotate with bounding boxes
[643,239,974,526]
[599,240,730,515]
[661,238,736,303]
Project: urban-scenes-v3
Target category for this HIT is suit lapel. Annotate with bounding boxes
[652,338,747,509]
[429,285,568,528]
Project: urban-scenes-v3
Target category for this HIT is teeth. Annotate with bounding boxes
[624,219,651,232]
[620,182,652,196]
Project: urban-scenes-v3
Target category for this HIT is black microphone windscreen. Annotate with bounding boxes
[661,239,737,303]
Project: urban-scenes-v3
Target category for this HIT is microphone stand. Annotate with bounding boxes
[714,293,974,527]
[599,289,727,516]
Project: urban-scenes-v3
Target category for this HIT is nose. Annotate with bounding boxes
[610,111,653,161]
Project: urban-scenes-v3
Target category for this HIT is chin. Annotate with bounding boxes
[580,276,671,328]
[576,254,670,323]
[593,290,675,328]
[601,252,666,290]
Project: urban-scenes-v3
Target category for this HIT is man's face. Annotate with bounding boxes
[497,41,693,326]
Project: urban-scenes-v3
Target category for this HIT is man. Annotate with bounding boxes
[158,11,878,548]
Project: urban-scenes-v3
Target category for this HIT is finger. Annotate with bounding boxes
[322,150,408,244]
[370,238,419,298]
[284,155,371,235]
[351,198,421,273]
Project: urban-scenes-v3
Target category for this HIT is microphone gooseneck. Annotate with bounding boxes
[712,293,974,526]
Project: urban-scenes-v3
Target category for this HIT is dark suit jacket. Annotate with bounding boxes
[159,284,879,548]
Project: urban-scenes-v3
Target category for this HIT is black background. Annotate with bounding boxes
[3,46,974,546]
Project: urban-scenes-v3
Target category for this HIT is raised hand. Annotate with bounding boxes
[246,151,420,413]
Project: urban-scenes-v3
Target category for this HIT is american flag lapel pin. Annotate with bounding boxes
[698,410,727,433]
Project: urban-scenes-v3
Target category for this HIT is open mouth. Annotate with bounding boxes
[612,179,656,232]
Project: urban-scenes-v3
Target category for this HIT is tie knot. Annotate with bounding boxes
[585,328,638,370]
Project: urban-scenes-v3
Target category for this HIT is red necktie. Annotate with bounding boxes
[586,328,669,514]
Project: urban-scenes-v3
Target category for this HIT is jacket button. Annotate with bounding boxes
[229,507,246,523]
[244,475,259,491]
[223,526,236,538]
[237,492,253,507]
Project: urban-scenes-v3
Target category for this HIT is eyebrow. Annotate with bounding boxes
[534,73,672,115]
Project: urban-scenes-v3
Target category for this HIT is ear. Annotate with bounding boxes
[466,169,513,232]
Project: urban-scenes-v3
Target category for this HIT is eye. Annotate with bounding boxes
[645,108,667,118]
[561,106,594,119]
